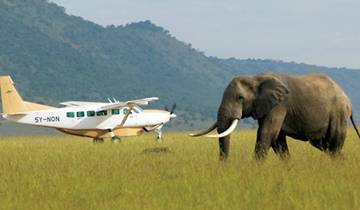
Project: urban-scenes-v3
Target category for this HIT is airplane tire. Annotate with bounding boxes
[156,136,163,143]
[93,138,104,144]
[111,136,121,143]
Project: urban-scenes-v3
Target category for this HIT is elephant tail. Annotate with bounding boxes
[350,114,360,139]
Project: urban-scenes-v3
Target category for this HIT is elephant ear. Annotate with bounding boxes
[254,75,289,119]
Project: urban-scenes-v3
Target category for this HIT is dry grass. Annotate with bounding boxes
[0,130,359,210]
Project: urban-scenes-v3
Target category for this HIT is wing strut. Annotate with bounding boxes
[118,104,135,127]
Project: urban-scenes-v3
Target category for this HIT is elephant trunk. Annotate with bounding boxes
[188,103,242,160]
[189,122,217,137]
[216,107,242,160]
[217,123,231,160]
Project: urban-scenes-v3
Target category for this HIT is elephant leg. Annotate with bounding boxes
[255,106,287,160]
[328,131,346,155]
[309,139,325,151]
[326,114,347,156]
[271,132,289,159]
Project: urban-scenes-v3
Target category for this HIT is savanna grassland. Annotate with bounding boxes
[0,130,359,210]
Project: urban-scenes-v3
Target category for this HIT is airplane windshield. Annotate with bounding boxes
[122,106,142,115]
[134,105,143,112]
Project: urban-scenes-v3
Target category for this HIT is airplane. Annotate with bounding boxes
[0,75,176,143]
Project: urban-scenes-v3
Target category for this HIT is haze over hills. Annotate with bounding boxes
[0,0,359,130]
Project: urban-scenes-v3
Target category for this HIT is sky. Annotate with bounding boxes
[51,0,360,69]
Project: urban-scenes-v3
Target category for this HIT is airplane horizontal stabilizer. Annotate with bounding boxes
[1,112,27,117]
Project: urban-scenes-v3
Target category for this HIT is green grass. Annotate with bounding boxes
[0,130,359,210]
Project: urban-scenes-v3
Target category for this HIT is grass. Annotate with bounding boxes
[0,130,359,210]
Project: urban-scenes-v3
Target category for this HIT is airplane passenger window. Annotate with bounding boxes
[112,109,120,115]
[87,111,95,117]
[66,112,75,118]
[96,110,107,116]
[77,111,85,118]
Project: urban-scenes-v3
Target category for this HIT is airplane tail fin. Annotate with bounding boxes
[0,75,53,114]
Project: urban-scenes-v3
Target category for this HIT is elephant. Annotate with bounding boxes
[190,72,360,160]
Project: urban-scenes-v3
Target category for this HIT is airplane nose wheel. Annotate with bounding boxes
[93,137,104,144]
[155,128,163,143]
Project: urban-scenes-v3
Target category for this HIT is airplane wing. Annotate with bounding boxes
[60,101,106,107]
[96,97,159,111]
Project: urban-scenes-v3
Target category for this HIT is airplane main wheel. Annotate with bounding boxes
[93,137,104,144]
[111,136,121,143]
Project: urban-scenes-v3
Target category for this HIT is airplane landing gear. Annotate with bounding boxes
[107,128,121,143]
[155,128,163,143]
[93,137,104,144]
[143,125,164,142]
[111,135,121,143]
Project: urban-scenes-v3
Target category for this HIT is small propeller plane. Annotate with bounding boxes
[0,75,176,143]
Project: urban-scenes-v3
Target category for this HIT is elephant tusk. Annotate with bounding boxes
[189,122,217,137]
[205,119,239,138]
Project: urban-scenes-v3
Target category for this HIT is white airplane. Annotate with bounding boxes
[0,75,176,143]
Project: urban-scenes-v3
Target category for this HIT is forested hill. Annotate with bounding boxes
[0,0,359,129]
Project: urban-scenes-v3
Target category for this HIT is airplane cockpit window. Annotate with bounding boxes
[112,109,120,115]
[123,106,142,114]
[66,112,75,118]
[135,105,143,112]
[96,110,107,116]
[87,111,95,117]
[132,108,140,114]
[76,111,85,118]
[123,108,133,115]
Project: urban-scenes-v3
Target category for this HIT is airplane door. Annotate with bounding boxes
[95,110,108,128]
[71,111,96,129]
[129,107,140,126]
[128,111,137,126]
